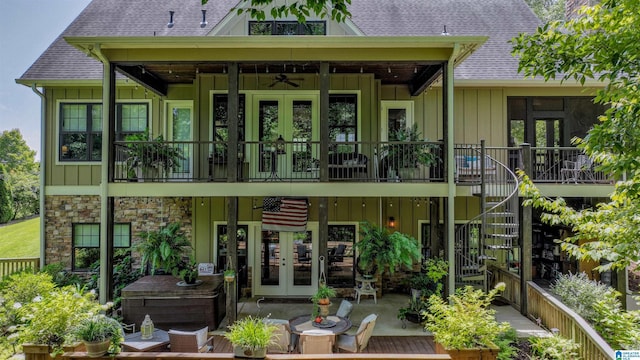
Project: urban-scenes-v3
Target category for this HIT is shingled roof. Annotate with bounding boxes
[19,0,540,83]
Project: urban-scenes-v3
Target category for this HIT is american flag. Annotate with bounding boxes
[262,197,308,232]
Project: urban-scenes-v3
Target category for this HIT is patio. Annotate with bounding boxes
[213,293,546,338]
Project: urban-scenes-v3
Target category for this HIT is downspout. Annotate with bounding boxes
[93,44,112,304]
[32,84,46,270]
[446,44,460,297]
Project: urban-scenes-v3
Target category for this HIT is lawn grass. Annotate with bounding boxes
[0,217,40,258]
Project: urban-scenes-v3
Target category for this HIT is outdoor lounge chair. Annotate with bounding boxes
[336,313,377,353]
[263,318,294,353]
[168,326,213,353]
[300,329,335,354]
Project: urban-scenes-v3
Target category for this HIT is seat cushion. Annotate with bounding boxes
[168,326,209,348]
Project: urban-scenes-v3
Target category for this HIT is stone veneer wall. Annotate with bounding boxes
[44,195,192,269]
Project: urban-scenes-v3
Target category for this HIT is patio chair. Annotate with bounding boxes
[297,244,311,268]
[263,318,294,353]
[336,313,377,353]
[335,299,354,319]
[299,329,335,354]
[168,326,213,353]
[560,154,594,183]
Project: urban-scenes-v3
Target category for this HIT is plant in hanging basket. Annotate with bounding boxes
[224,269,236,282]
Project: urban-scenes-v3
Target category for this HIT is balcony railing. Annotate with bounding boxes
[112,141,613,184]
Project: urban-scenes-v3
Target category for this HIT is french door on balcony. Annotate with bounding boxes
[254,224,318,296]
[252,93,318,180]
[166,101,193,179]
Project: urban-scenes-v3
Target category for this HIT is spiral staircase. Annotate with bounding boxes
[454,145,520,291]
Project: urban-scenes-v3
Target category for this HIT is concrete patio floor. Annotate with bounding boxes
[213,292,547,338]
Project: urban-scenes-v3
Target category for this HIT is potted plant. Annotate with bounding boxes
[72,314,123,357]
[135,222,192,276]
[424,283,509,360]
[178,260,200,285]
[224,315,278,359]
[11,279,106,359]
[311,284,336,319]
[123,131,184,181]
[385,124,439,180]
[355,221,421,287]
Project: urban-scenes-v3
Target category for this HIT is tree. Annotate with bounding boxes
[0,129,37,173]
[512,0,640,272]
[6,170,39,220]
[201,0,351,23]
[523,0,566,22]
[0,164,13,224]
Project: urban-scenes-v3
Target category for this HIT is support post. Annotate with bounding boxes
[520,143,532,315]
[99,61,116,303]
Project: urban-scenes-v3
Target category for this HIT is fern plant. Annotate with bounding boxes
[355,221,421,277]
[136,222,192,275]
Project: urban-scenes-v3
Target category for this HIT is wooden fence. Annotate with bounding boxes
[526,281,615,360]
[62,353,451,360]
[489,266,521,311]
[0,257,40,279]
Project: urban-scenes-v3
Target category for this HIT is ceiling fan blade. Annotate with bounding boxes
[268,80,279,87]
[285,80,300,87]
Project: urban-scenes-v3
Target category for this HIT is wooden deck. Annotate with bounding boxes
[212,335,437,354]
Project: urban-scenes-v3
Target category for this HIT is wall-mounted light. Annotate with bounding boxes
[388,216,396,228]
[167,10,175,28]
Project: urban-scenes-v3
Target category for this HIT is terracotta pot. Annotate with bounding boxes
[317,298,330,305]
[435,341,499,360]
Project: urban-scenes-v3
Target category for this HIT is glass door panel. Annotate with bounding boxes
[255,225,317,296]
[167,101,193,179]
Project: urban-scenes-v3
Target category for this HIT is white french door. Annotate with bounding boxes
[166,101,193,179]
[253,224,318,296]
[251,93,318,180]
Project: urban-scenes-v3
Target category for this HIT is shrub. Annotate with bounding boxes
[425,283,510,349]
[224,316,278,352]
[552,271,640,349]
[528,334,580,359]
[551,272,610,320]
[494,327,518,360]
[15,285,106,356]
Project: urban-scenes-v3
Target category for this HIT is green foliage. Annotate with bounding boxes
[425,283,509,349]
[222,0,352,23]
[0,217,39,258]
[551,272,611,321]
[6,170,39,220]
[123,131,185,177]
[41,262,83,287]
[136,222,192,275]
[72,314,122,354]
[0,129,37,173]
[523,0,565,22]
[385,124,439,169]
[528,334,580,360]
[356,221,421,276]
[0,164,13,223]
[224,316,278,352]
[513,0,640,271]
[179,259,199,284]
[311,284,336,303]
[551,271,640,349]
[0,272,107,357]
[87,251,142,311]
[494,327,518,360]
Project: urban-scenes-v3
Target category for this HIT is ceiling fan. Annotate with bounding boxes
[268,73,301,87]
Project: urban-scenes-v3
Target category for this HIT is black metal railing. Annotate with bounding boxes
[112,141,613,184]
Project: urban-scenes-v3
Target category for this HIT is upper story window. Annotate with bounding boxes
[59,102,149,162]
[249,21,326,35]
